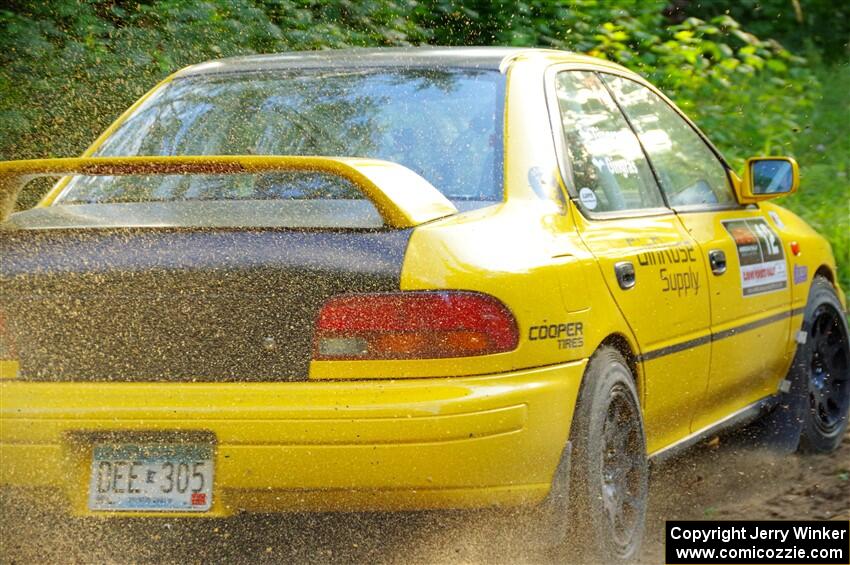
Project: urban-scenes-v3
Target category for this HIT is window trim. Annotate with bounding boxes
[543,64,673,221]
[595,70,745,213]
[545,63,748,220]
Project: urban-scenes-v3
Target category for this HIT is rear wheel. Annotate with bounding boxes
[555,346,648,562]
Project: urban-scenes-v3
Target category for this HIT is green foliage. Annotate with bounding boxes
[779,63,850,289]
[0,0,428,165]
[0,0,820,165]
[677,0,850,63]
[0,0,845,284]
[417,1,818,160]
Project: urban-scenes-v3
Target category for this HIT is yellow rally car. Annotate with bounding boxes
[1,47,848,561]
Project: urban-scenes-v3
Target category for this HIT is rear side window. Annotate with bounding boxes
[602,74,736,208]
[554,71,665,214]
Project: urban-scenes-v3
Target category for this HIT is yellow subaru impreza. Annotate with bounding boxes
[1,47,848,561]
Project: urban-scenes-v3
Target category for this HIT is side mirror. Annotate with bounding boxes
[737,157,799,203]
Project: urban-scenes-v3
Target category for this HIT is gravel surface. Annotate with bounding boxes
[2,431,847,564]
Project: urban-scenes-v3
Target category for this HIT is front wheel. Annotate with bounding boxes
[798,278,850,452]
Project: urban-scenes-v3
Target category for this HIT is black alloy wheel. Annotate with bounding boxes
[564,346,648,563]
[601,385,645,551]
[797,277,850,453]
[806,303,850,436]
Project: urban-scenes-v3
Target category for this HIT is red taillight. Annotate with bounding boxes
[314,291,519,360]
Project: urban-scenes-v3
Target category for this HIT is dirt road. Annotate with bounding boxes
[2,431,847,564]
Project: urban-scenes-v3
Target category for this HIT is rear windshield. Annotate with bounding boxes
[56,69,505,205]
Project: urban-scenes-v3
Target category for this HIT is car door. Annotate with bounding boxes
[549,70,712,454]
[603,73,794,432]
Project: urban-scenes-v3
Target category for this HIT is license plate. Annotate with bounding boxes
[88,443,214,512]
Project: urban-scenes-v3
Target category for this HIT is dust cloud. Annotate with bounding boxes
[2,430,847,564]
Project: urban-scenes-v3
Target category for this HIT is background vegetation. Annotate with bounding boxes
[1,0,847,286]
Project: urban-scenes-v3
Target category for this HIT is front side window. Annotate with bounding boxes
[554,71,665,214]
[57,69,504,205]
[602,74,736,208]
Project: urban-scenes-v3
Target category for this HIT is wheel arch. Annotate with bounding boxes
[814,264,835,285]
[595,333,643,402]
[568,332,644,440]
[812,265,846,310]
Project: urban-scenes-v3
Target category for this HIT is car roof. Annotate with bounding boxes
[175,46,629,77]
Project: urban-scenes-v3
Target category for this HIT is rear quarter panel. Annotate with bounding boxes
[311,200,641,386]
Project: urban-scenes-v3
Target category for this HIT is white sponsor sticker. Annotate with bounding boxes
[768,210,785,230]
[578,187,598,210]
[723,218,788,296]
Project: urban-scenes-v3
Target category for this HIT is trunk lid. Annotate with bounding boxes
[0,224,409,382]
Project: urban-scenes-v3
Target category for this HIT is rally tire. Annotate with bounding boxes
[796,277,850,453]
[564,346,648,563]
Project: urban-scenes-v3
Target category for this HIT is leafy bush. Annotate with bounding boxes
[0,0,428,166]
[0,0,819,166]
[778,63,850,289]
[0,1,843,285]
[676,0,850,63]
[412,1,819,162]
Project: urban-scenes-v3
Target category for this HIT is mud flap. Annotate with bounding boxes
[749,321,810,452]
[527,441,573,549]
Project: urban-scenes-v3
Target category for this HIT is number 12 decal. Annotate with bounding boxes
[722,218,788,296]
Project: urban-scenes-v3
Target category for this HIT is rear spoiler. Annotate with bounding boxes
[0,155,458,228]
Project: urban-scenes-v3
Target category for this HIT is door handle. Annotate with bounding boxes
[614,261,636,290]
[709,249,727,275]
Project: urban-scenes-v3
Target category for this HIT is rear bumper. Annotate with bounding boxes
[0,360,585,516]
